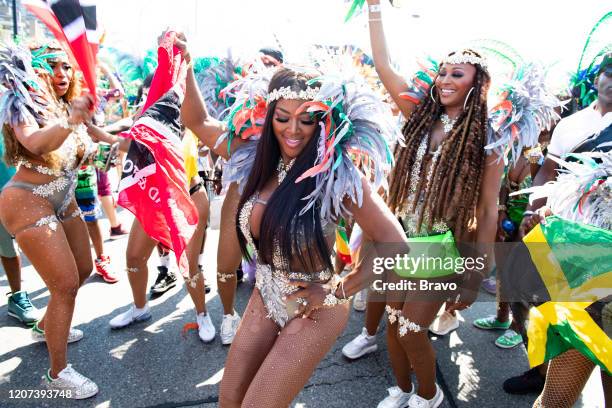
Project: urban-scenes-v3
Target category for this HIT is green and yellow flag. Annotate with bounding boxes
[523,216,611,374]
[336,219,352,265]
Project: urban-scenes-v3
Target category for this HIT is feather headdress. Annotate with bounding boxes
[194,54,244,121]
[216,58,400,219]
[0,43,48,129]
[297,70,401,222]
[569,12,612,111]
[214,62,274,191]
[99,47,158,100]
[398,57,438,105]
[514,150,612,230]
[486,63,564,164]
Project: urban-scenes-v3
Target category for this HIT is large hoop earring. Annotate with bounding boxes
[430,85,439,104]
[463,87,474,111]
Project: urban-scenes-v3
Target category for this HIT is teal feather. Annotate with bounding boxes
[344,0,366,22]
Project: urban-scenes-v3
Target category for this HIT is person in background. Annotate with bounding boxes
[74,164,118,283]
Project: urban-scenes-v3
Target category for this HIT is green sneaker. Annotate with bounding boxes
[473,315,511,330]
[7,291,39,326]
[495,329,524,349]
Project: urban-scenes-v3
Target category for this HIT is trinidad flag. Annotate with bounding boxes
[118,32,198,277]
[23,0,100,101]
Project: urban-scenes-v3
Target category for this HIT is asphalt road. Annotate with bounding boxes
[0,194,605,408]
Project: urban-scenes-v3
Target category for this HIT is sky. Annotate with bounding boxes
[24,1,612,86]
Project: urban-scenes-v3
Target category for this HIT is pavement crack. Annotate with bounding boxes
[144,396,219,408]
[315,360,347,370]
[304,373,381,390]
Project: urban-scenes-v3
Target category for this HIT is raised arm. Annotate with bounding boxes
[99,62,125,97]
[13,95,92,156]
[367,0,417,118]
[172,34,241,160]
[181,67,231,157]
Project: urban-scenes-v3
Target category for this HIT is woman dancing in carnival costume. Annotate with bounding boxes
[86,32,215,342]
[508,149,612,407]
[364,1,535,406]
[176,34,406,406]
[0,42,98,398]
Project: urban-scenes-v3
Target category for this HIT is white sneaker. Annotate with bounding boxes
[31,324,83,344]
[407,384,443,408]
[377,385,415,408]
[428,311,459,336]
[220,312,241,345]
[197,312,216,343]
[353,288,367,311]
[342,327,378,359]
[43,364,98,399]
[109,304,151,329]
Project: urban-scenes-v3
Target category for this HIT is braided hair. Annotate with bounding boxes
[387,49,491,237]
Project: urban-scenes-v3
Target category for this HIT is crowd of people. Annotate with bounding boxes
[0,1,610,407]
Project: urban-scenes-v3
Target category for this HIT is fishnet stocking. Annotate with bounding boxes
[219,289,278,408]
[219,288,350,407]
[533,349,595,408]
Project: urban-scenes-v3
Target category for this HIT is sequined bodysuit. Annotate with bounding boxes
[4,121,95,233]
[387,133,454,336]
[397,133,450,237]
[238,193,336,327]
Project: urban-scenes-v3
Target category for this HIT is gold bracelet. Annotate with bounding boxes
[369,18,382,22]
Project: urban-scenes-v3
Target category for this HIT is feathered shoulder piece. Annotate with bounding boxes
[297,71,401,223]
[0,43,49,129]
[99,47,158,100]
[514,151,612,230]
[214,63,274,191]
[344,0,366,22]
[486,63,563,165]
[194,54,244,121]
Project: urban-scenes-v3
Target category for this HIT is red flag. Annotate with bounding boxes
[141,31,181,112]
[118,32,196,276]
[23,1,72,54]
[23,0,98,102]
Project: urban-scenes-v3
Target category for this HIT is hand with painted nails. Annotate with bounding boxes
[284,280,331,319]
